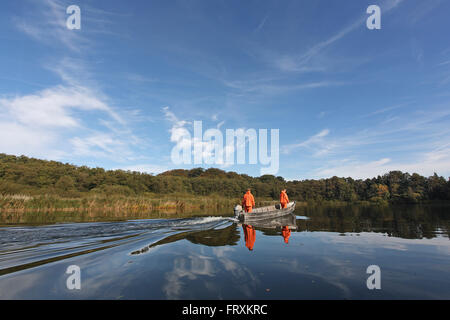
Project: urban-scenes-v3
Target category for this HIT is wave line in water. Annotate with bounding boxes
[0,216,234,276]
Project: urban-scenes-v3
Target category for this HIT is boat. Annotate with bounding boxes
[234,201,296,223]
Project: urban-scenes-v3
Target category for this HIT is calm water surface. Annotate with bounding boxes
[0,204,449,299]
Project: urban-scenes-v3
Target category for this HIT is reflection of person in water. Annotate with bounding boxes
[242,224,256,251]
[282,226,291,244]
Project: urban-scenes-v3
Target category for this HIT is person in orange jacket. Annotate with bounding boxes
[243,224,256,251]
[242,189,255,213]
[280,189,289,209]
[282,226,291,244]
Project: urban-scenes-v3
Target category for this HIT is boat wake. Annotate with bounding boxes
[0,216,234,276]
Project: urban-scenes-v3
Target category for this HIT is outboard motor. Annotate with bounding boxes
[234,205,243,219]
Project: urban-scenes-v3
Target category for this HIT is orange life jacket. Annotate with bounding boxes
[242,191,255,208]
[280,191,289,205]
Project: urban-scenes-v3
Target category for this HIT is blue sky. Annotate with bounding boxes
[1,0,449,180]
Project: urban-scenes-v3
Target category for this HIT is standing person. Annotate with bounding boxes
[280,189,289,209]
[242,189,255,213]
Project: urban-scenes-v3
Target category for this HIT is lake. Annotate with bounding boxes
[0,204,449,299]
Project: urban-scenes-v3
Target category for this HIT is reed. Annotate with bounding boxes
[0,193,278,214]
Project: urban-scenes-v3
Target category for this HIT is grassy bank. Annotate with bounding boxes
[0,193,283,225]
[2,193,446,215]
[0,193,280,213]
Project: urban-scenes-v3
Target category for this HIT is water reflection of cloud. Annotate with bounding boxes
[279,231,450,299]
[0,271,47,299]
[326,232,450,254]
[163,254,216,299]
[213,248,260,297]
[163,247,261,299]
[282,257,354,299]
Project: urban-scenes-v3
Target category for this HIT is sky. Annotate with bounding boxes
[1,0,450,180]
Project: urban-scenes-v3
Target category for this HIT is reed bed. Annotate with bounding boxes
[0,193,277,213]
[0,193,280,225]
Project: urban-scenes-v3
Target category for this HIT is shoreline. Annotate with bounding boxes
[2,193,449,214]
[1,194,449,226]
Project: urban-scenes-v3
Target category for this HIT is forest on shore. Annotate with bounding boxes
[1,153,449,207]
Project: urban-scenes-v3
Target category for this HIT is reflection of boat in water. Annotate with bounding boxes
[130,223,240,255]
[235,201,296,223]
[240,214,297,250]
[130,211,300,256]
[238,213,297,230]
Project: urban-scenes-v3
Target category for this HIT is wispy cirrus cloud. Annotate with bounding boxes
[14,0,126,52]
[13,0,87,51]
[314,144,450,179]
[254,14,269,33]
[270,0,406,73]
[359,103,411,118]
[284,105,450,179]
[4,0,143,165]
[223,79,345,96]
[282,129,330,155]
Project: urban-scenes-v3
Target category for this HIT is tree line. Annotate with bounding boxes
[0,153,449,203]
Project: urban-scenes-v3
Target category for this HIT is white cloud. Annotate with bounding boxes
[71,133,131,159]
[0,84,135,162]
[328,231,450,252]
[437,60,450,67]
[282,129,330,155]
[162,106,189,129]
[0,122,57,158]
[316,158,392,179]
[0,34,146,163]
[216,121,225,129]
[283,105,450,179]
[315,145,450,179]
[119,164,169,175]
[164,107,249,168]
[0,86,115,128]
[163,107,214,165]
[163,254,216,299]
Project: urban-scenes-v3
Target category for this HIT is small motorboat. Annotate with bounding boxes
[234,201,296,223]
